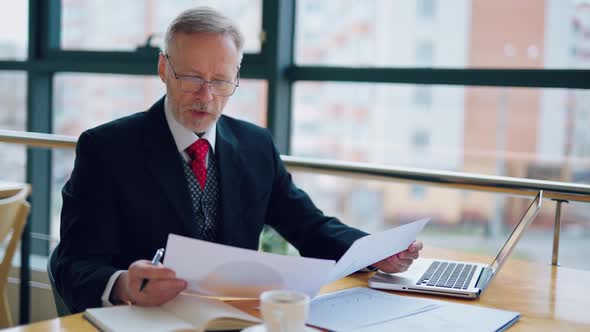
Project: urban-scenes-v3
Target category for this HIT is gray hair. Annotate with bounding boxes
[164,7,244,56]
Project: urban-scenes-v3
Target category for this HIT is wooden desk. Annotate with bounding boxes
[5,247,590,331]
[0,181,30,199]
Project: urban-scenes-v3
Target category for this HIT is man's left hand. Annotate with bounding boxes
[371,240,423,273]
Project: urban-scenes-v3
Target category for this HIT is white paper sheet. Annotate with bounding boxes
[164,234,336,298]
[164,218,429,299]
[327,218,430,283]
[352,300,520,332]
[308,287,439,331]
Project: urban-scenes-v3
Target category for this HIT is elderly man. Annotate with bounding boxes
[56,7,422,312]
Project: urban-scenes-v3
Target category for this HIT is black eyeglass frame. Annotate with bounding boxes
[163,53,240,97]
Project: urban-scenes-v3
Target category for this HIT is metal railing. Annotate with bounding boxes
[2,129,590,266]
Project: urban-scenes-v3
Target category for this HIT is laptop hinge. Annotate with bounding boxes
[475,267,493,291]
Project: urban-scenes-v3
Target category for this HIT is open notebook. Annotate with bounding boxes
[84,294,260,332]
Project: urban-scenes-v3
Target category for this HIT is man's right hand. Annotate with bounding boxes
[110,260,187,306]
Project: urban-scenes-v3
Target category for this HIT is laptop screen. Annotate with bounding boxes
[490,191,543,275]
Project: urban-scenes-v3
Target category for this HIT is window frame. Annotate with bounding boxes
[0,0,588,324]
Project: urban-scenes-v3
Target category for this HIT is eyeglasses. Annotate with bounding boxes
[164,54,239,97]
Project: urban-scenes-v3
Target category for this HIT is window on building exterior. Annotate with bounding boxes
[413,86,433,108]
[410,185,428,200]
[412,129,430,150]
[415,40,434,66]
[417,0,436,21]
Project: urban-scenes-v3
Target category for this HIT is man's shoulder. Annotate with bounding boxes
[90,111,147,134]
[83,111,149,142]
[83,97,164,143]
[75,111,154,156]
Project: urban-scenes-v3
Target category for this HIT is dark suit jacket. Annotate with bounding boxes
[56,97,367,312]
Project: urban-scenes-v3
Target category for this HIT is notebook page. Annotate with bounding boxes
[162,294,260,331]
[84,306,193,332]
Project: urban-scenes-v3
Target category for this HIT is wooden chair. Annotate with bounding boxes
[0,187,30,328]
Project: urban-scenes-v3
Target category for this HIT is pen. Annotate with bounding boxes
[139,248,165,292]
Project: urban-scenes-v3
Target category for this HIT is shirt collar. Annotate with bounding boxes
[164,97,217,154]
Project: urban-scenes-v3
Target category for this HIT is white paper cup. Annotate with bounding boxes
[260,290,310,332]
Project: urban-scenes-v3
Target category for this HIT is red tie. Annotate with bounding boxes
[186,139,209,190]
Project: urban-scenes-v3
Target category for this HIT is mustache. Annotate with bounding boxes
[189,102,212,113]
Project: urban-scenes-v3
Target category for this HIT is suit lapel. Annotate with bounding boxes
[215,116,244,245]
[143,98,199,238]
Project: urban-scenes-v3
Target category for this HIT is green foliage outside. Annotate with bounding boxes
[259,225,299,255]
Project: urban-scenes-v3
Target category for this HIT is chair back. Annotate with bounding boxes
[47,245,72,316]
[0,187,30,328]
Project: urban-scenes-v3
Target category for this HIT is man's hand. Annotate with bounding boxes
[110,260,187,306]
[371,240,423,274]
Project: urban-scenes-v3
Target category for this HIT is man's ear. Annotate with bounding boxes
[157,53,167,83]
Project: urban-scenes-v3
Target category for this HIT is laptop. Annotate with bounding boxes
[368,190,543,299]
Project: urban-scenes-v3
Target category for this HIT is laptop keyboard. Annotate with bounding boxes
[416,261,477,290]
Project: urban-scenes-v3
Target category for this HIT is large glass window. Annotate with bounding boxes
[290,172,584,267]
[295,0,590,69]
[0,2,28,60]
[0,72,27,182]
[292,81,590,269]
[291,169,589,269]
[53,74,164,136]
[293,82,590,181]
[61,0,263,53]
[51,73,267,240]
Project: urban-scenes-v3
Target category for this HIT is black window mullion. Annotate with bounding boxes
[45,0,61,52]
[289,67,590,89]
[25,73,53,259]
[263,0,295,154]
[18,0,59,325]
[0,61,29,71]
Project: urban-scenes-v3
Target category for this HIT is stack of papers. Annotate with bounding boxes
[309,288,438,331]
[307,288,519,332]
